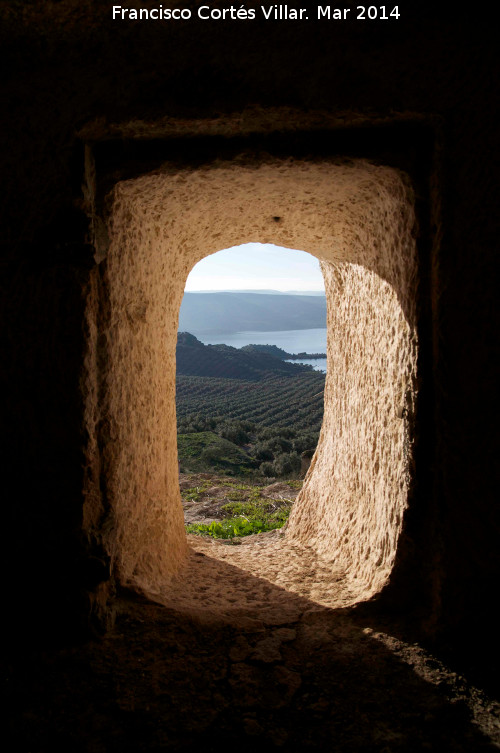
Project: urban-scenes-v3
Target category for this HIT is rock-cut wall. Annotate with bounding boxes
[85,157,417,603]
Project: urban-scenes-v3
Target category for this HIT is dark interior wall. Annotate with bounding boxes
[1,2,498,667]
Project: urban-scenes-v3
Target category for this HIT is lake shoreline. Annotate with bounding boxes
[184,327,328,373]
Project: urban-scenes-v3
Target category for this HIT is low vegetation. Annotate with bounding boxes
[177,430,256,475]
[182,474,299,539]
[177,417,319,478]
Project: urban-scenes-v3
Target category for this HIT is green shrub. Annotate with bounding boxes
[218,420,250,445]
[177,431,256,474]
[259,461,275,477]
[273,451,301,476]
[186,510,290,539]
[252,441,275,462]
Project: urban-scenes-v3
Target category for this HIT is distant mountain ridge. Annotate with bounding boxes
[179,291,327,334]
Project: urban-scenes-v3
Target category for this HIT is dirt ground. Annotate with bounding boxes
[175,473,356,614]
[179,472,300,526]
[7,475,500,751]
[7,592,500,753]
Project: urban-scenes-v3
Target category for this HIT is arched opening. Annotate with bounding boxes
[84,158,418,613]
[176,243,327,534]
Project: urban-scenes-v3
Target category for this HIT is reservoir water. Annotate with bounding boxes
[190,328,328,372]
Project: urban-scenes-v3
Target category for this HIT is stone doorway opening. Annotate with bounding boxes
[176,241,327,474]
[84,157,418,617]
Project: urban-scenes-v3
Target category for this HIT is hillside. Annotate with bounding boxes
[178,291,326,333]
[176,332,313,380]
[176,372,325,434]
[241,343,326,360]
[177,432,257,475]
[176,332,325,478]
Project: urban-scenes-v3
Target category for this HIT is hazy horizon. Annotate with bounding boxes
[184,243,325,293]
[185,289,325,295]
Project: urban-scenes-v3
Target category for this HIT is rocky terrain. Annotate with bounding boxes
[9,591,500,752]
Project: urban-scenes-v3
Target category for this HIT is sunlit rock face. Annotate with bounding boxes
[88,158,416,604]
[2,4,498,678]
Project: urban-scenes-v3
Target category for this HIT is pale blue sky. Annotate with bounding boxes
[185,243,325,292]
